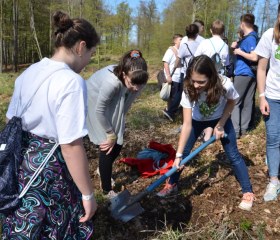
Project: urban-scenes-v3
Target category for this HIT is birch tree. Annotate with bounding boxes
[29,0,42,60]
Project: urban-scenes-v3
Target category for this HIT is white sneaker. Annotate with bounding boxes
[263,182,280,202]
[238,192,255,211]
[95,167,116,188]
[104,190,118,200]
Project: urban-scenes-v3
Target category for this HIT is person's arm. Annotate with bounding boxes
[233,48,258,61]
[173,107,192,168]
[163,62,172,83]
[214,99,235,139]
[61,138,97,222]
[257,57,270,115]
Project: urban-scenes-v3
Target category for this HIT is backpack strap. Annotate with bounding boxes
[169,46,178,57]
[218,42,225,53]
[18,141,59,198]
[16,68,64,118]
[185,43,194,56]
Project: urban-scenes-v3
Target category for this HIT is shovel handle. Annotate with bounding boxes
[146,134,227,193]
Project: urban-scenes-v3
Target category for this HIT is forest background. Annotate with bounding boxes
[0,0,279,73]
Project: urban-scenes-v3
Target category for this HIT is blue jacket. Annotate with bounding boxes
[234,31,258,78]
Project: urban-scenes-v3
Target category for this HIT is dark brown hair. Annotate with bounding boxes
[186,24,199,39]
[274,4,280,44]
[211,20,225,35]
[113,50,149,85]
[52,11,100,49]
[240,13,255,27]
[184,55,226,105]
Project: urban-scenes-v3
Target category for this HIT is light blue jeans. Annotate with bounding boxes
[169,118,253,193]
[265,98,280,178]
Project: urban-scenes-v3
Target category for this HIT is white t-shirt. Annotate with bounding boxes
[178,40,200,75]
[180,76,239,121]
[162,47,181,83]
[6,58,88,144]
[181,35,205,45]
[195,36,230,66]
[254,28,280,100]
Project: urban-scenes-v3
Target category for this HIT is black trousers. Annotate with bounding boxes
[98,144,122,192]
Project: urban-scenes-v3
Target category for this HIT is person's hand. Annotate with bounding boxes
[231,41,238,49]
[259,97,270,116]
[100,139,115,154]
[166,75,172,84]
[173,157,184,171]
[214,125,225,140]
[233,48,242,55]
[79,197,98,222]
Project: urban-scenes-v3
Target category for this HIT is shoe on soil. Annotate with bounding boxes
[263,182,280,202]
[104,190,118,200]
[162,109,174,122]
[156,182,178,198]
[238,192,255,211]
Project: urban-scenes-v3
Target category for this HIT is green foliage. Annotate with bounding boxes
[240,218,253,231]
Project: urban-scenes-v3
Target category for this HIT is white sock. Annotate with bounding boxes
[270,179,280,186]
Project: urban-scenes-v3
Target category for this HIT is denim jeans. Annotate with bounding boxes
[169,118,253,193]
[264,98,280,177]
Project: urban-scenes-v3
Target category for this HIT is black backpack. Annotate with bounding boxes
[210,39,226,75]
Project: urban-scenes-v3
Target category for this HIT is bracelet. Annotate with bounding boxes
[176,153,183,158]
[82,193,94,201]
[106,132,117,141]
[259,93,265,97]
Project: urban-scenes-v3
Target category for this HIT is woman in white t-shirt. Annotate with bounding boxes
[156,55,254,211]
[2,11,99,239]
[254,4,280,202]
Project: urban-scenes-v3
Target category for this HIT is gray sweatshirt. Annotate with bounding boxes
[86,65,142,145]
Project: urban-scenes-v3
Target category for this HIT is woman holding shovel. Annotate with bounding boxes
[157,55,255,211]
[86,50,149,199]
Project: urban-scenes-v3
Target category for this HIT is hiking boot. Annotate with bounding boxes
[104,190,118,200]
[156,182,178,198]
[238,192,255,211]
[162,109,174,122]
[263,182,280,202]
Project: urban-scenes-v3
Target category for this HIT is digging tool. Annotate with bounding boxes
[110,134,224,222]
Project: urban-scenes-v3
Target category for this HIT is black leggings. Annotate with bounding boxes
[98,144,122,192]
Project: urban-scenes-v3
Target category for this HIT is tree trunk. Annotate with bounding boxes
[12,0,19,72]
[29,0,42,60]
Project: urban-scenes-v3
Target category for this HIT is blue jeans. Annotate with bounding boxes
[169,118,253,193]
[265,98,280,177]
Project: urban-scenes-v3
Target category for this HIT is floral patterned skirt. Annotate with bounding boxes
[1,132,93,239]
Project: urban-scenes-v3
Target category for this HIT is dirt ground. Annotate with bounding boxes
[84,123,280,240]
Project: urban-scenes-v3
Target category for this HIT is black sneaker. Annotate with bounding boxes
[162,109,174,122]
